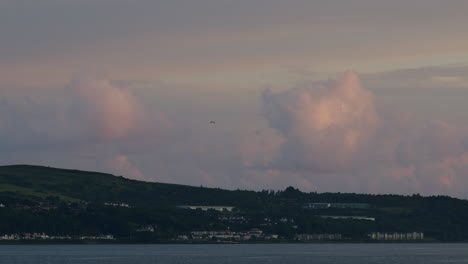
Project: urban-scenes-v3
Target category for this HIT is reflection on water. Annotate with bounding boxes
[1,244,468,264]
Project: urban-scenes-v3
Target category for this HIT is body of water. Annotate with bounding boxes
[0,243,467,264]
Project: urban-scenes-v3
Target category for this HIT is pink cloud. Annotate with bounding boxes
[70,77,139,140]
[259,71,468,196]
[262,71,380,172]
[65,76,173,143]
[0,76,172,183]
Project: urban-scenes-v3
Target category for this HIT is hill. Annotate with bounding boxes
[1,165,468,243]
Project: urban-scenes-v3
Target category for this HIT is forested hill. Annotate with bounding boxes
[1,165,468,242]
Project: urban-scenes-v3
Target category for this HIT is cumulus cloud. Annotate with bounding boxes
[262,71,380,172]
[260,71,468,196]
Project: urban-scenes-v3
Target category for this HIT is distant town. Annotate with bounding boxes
[0,233,115,241]
[0,202,424,243]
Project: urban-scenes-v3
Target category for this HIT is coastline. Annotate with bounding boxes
[1,239,467,245]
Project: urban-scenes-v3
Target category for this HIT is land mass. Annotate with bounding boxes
[0,165,467,243]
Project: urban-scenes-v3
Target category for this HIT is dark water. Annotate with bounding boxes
[0,244,467,264]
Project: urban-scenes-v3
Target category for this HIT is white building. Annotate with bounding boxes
[369,232,424,240]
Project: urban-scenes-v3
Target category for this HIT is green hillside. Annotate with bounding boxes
[1,165,468,243]
[0,165,258,207]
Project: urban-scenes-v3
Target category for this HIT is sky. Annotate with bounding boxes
[2,0,468,197]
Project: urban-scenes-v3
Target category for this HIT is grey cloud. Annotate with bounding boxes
[361,65,468,123]
[2,1,468,64]
[363,65,468,93]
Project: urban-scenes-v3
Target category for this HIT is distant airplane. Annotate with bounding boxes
[210,121,216,124]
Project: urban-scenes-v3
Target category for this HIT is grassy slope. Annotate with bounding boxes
[0,165,255,207]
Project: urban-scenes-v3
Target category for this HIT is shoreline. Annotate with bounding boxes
[1,240,467,245]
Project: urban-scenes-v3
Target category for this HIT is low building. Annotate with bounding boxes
[218,216,249,223]
[177,206,235,212]
[303,203,371,209]
[189,229,277,241]
[320,215,375,221]
[177,235,189,241]
[191,230,239,240]
[247,229,263,237]
[80,234,115,240]
[369,232,424,240]
[136,225,157,232]
[295,233,342,241]
[104,202,131,208]
[0,234,20,240]
[264,234,279,240]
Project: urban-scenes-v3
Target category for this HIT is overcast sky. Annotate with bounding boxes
[2,0,468,197]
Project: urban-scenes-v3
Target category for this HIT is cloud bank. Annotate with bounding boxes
[3,70,468,197]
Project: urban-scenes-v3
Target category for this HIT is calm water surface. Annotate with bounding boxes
[0,244,467,264]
